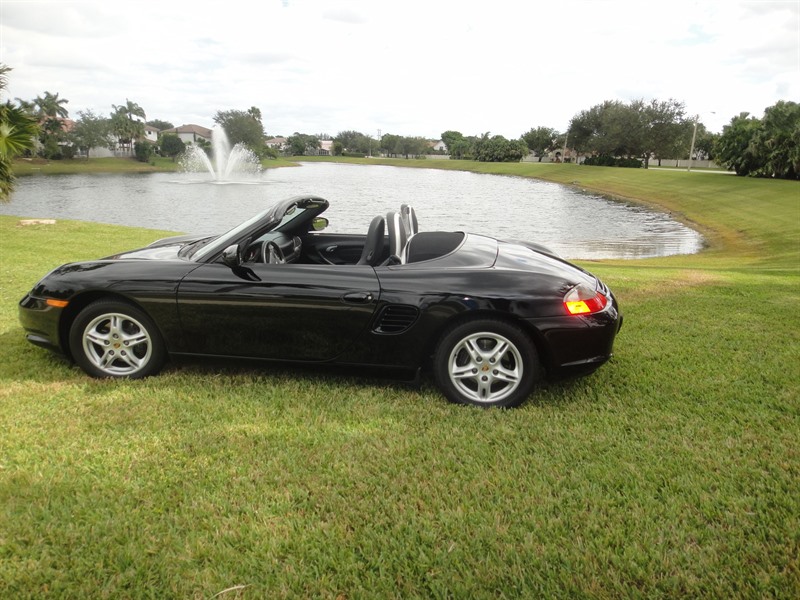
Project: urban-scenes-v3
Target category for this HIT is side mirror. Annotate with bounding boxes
[221,243,241,268]
[312,217,329,231]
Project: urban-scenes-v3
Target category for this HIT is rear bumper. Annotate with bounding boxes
[526,298,622,379]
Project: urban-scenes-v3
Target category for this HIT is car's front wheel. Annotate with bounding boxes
[68,299,166,379]
[433,319,541,408]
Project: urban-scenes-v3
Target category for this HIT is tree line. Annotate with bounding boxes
[321,98,797,179]
[566,98,797,178]
[1,61,798,201]
[9,90,156,161]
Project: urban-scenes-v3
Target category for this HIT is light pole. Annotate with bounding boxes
[687,111,715,172]
[687,116,699,172]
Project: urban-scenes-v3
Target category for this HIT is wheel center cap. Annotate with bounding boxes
[481,365,489,372]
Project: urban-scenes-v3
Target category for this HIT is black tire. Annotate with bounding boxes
[68,299,166,379]
[433,318,542,408]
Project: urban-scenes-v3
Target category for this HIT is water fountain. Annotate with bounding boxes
[180,127,262,182]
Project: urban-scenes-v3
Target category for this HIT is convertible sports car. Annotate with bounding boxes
[19,195,622,407]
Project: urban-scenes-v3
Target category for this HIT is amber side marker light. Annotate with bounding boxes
[564,283,607,315]
[45,298,69,308]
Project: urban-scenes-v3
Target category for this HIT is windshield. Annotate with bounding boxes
[191,206,276,261]
[188,195,327,262]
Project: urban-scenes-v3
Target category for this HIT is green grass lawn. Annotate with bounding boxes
[12,155,297,176]
[1,163,798,598]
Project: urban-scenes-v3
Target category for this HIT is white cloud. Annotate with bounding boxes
[1,0,797,137]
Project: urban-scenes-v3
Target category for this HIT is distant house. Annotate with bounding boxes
[265,136,287,151]
[80,121,158,158]
[144,124,160,143]
[298,139,334,156]
[60,118,76,134]
[37,118,78,156]
[160,124,212,145]
[429,140,447,152]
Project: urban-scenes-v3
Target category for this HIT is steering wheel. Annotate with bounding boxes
[263,240,285,264]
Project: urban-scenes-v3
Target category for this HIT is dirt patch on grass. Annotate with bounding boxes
[619,269,726,301]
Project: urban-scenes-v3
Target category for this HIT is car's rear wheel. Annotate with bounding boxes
[68,299,166,379]
[433,318,541,408]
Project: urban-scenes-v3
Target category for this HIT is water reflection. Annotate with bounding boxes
[2,163,703,259]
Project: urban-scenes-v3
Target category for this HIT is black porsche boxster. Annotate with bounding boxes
[19,195,622,407]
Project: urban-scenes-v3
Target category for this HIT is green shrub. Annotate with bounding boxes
[584,155,642,168]
[158,134,185,161]
[584,155,616,167]
[259,146,279,160]
[134,141,154,162]
[40,138,63,160]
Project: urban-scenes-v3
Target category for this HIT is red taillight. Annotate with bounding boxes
[564,283,607,315]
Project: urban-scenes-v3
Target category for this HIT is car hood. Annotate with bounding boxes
[102,234,212,261]
[147,233,210,248]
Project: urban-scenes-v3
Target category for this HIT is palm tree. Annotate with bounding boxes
[112,98,146,122]
[34,91,69,119]
[13,97,36,116]
[31,91,70,157]
[0,65,40,200]
[111,99,146,153]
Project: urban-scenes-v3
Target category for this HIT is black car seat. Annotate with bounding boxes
[357,215,386,266]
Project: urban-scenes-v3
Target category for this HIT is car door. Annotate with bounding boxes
[301,232,370,265]
[176,262,381,361]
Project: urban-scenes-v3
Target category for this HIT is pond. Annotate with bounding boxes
[2,162,703,259]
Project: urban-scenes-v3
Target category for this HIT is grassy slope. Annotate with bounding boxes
[0,163,798,598]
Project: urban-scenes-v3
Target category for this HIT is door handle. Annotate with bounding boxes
[342,292,373,304]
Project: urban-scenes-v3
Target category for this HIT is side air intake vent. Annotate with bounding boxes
[373,305,419,334]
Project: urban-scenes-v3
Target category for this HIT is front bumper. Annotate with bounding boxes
[19,294,65,353]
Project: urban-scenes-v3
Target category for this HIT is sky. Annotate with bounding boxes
[1,0,798,138]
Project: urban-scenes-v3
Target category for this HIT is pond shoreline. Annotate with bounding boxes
[7,156,716,246]
[2,162,702,260]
